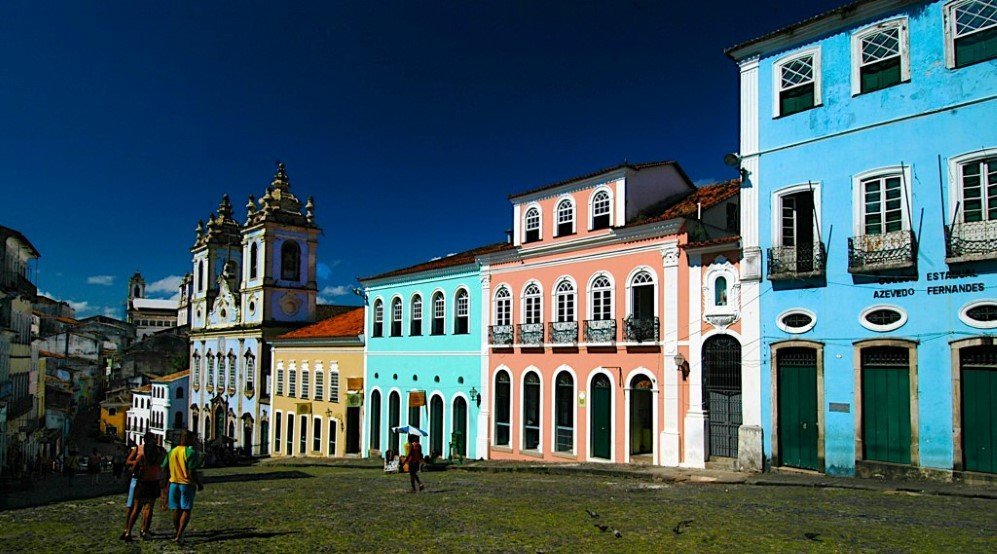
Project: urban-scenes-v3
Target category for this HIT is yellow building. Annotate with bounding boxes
[270,307,365,459]
[99,391,129,440]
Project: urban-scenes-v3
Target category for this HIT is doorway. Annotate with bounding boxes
[703,335,742,459]
[590,374,612,460]
[961,345,996,473]
[861,346,912,465]
[452,397,467,458]
[777,348,819,470]
[430,396,444,458]
[629,375,653,457]
[346,406,361,455]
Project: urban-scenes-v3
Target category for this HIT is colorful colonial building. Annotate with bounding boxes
[188,162,320,456]
[270,307,365,459]
[481,162,746,468]
[361,244,510,461]
[728,0,997,476]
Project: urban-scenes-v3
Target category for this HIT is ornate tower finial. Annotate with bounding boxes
[272,161,290,191]
[246,194,257,216]
[217,195,233,220]
[305,196,315,223]
[195,220,204,240]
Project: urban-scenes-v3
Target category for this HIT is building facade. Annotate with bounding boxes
[188,162,320,456]
[728,0,997,476]
[270,307,365,459]
[126,385,152,446]
[126,272,180,340]
[150,371,189,448]
[482,163,748,467]
[361,244,510,461]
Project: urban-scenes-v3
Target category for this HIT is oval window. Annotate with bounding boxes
[960,300,997,329]
[776,309,816,333]
[859,305,907,332]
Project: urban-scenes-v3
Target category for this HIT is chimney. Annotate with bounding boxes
[505,229,513,244]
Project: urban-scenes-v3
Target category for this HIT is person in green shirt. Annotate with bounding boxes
[160,431,204,544]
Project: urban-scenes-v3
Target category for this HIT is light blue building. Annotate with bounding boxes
[728,0,997,477]
[361,243,509,461]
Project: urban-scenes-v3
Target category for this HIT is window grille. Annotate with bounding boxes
[524,284,542,324]
[391,298,403,337]
[865,308,903,326]
[967,303,997,322]
[862,175,904,235]
[301,369,310,399]
[961,158,997,223]
[556,200,574,236]
[525,208,541,242]
[329,371,340,403]
[555,280,575,323]
[276,367,284,396]
[314,370,324,400]
[455,289,469,334]
[373,300,383,337]
[951,0,997,67]
[411,295,423,335]
[778,54,817,116]
[288,366,297,397]
[592,191,611,229]
[591,276,612,321]
[494,287,511,326]
[858,24,903,93]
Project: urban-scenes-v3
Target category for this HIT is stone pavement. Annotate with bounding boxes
[262,456,997,500]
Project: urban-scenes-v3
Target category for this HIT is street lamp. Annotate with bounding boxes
[469,387,480,408]
[674,353,690,381]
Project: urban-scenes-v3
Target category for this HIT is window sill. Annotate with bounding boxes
[552,451,577,460]
[492,445,513,453]
[774,103,822,119]
[521,449,544,458]
[852,78,909,97]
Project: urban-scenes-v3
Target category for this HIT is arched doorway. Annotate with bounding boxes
[960,344,997,474]
[174,411,184,431]
[702,335,742,459]
[370,390,382,452]
[204,415,211,441]
[430,395,444,458]
[388,391,400,455]
[629,375,653,457]
[452,397,467,458]
[242,415,254,456]
[590,374,612,460]
[213,407,225,440]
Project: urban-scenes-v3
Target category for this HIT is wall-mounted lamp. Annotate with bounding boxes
[674,353,690,381]
[469,386,480,408]
[723,152,751,180]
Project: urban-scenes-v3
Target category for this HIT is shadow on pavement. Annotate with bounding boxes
[203,470,314,485]
[1,479,130,511]
[184,527,295,544]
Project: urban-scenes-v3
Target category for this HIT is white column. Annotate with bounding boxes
[660,243,681,466]
[683,252,707,468]
[476,271,492,460]
[737,55,764,472]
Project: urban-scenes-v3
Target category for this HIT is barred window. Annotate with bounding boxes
[314,368,324,400]
[776,51,819,116]
[276,365,284,396]
[288,364,297,397]
[329,370,340,404]
[948,0,997,67]
[301,368,310,399]
[854,21,907,94]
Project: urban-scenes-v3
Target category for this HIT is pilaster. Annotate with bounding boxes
[660,243,681,466]
[477,271,492,460]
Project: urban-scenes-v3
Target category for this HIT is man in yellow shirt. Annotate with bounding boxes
[160,430,203,544]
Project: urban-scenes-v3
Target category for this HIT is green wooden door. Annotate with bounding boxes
[862,363,911,465]
[591,375,611,459]
[430,396,444,457]
[962,366,997,474]
[777,349,819,470]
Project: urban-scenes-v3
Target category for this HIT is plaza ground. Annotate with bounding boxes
[1,463,995,552]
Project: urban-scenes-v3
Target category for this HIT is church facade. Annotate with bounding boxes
[187,163,320,456]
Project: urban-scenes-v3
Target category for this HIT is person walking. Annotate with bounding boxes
[88,449,102,486]
[112,449,126,482]
[161,431,203,545]
[120,432,166,541]
[404,434,425,493]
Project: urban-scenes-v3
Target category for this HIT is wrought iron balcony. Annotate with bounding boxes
[946,220,997,263]
[623,316,659,343]
[767,242,826,280]
[517,323,544,346]
[548,321,579,345]
[489,325,514,346]
[584,319,617,344]
[847,230,916,274]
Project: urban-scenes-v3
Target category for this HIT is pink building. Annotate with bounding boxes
[479,162,743,467]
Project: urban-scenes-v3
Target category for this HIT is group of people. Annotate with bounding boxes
[118,430,204,544]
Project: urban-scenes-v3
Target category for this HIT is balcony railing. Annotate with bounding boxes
[847,230,916,274]
[548,321,579,345]
[517,323,544,346]
[767,242,826,280]
[0,269,36,299]
[623,316,659,343]
[584,319,617,344]
[946,220,997,263]
[489,325,514,346]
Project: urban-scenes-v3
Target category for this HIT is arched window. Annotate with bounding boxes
[133,284,141,298]
[627,270,657,342]
[198,260,205,292]
[590,275,613,321]
[192,351,201,389]
[715,276,728,306]
[245,351,255,392]
[228,352,237,390]
[555,371,574,453]
[524,207,541,243]
[494,287,511,326]
[370,390,382,451]
[249,242,259,280]
[410,294,423,336]
[218,353,226,392]
[207,352,215,388]
[523,372,541,451]
[176,387,184,399]
[432,292,446,335]
[524,284,542,325]
[372,299,384,337]
[591,190,611,230]
[391,298,403,337]
[556,199,575,236]
[454,289,470,334]
[280,241,301,281]
[554,280,575,323]
[494,371,511,446]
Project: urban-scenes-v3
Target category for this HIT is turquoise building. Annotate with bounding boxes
[728,0,997,477]
[361,243,510,460]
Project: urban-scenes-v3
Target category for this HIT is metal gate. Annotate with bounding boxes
[703,335,742,458]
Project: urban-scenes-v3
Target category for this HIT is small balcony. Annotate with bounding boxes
[767,242,826,280]
[489,325,514,346]
[847,230,916,274]
[946,220,997,263]
[517,323,544,346]
[548,321,578,345]
[623,316,659,343]
[584,319,617,344]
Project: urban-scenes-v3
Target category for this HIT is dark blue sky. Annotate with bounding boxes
[0,1,842,317]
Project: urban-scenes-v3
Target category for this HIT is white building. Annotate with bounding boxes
[126,272,179,340]
[126,385,151,446]
[150,371,188,448]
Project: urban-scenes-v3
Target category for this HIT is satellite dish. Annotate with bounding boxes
[723,153,741,168]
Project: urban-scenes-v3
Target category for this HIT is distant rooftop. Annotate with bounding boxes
[278,307,365,340]
[132,298,179,311]
[360,242,513,282]
[508,160,687,200]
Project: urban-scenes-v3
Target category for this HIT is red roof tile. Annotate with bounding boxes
[360,242,513,282]
[508,160,687,200]
[152,370,189,383]
[637,179,740,225]
[279,307,365,340]
[681,235,741,250]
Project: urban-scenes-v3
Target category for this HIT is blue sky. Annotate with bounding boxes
[0,1,843,318]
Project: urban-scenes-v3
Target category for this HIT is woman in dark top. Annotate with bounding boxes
[405,435,425,493]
